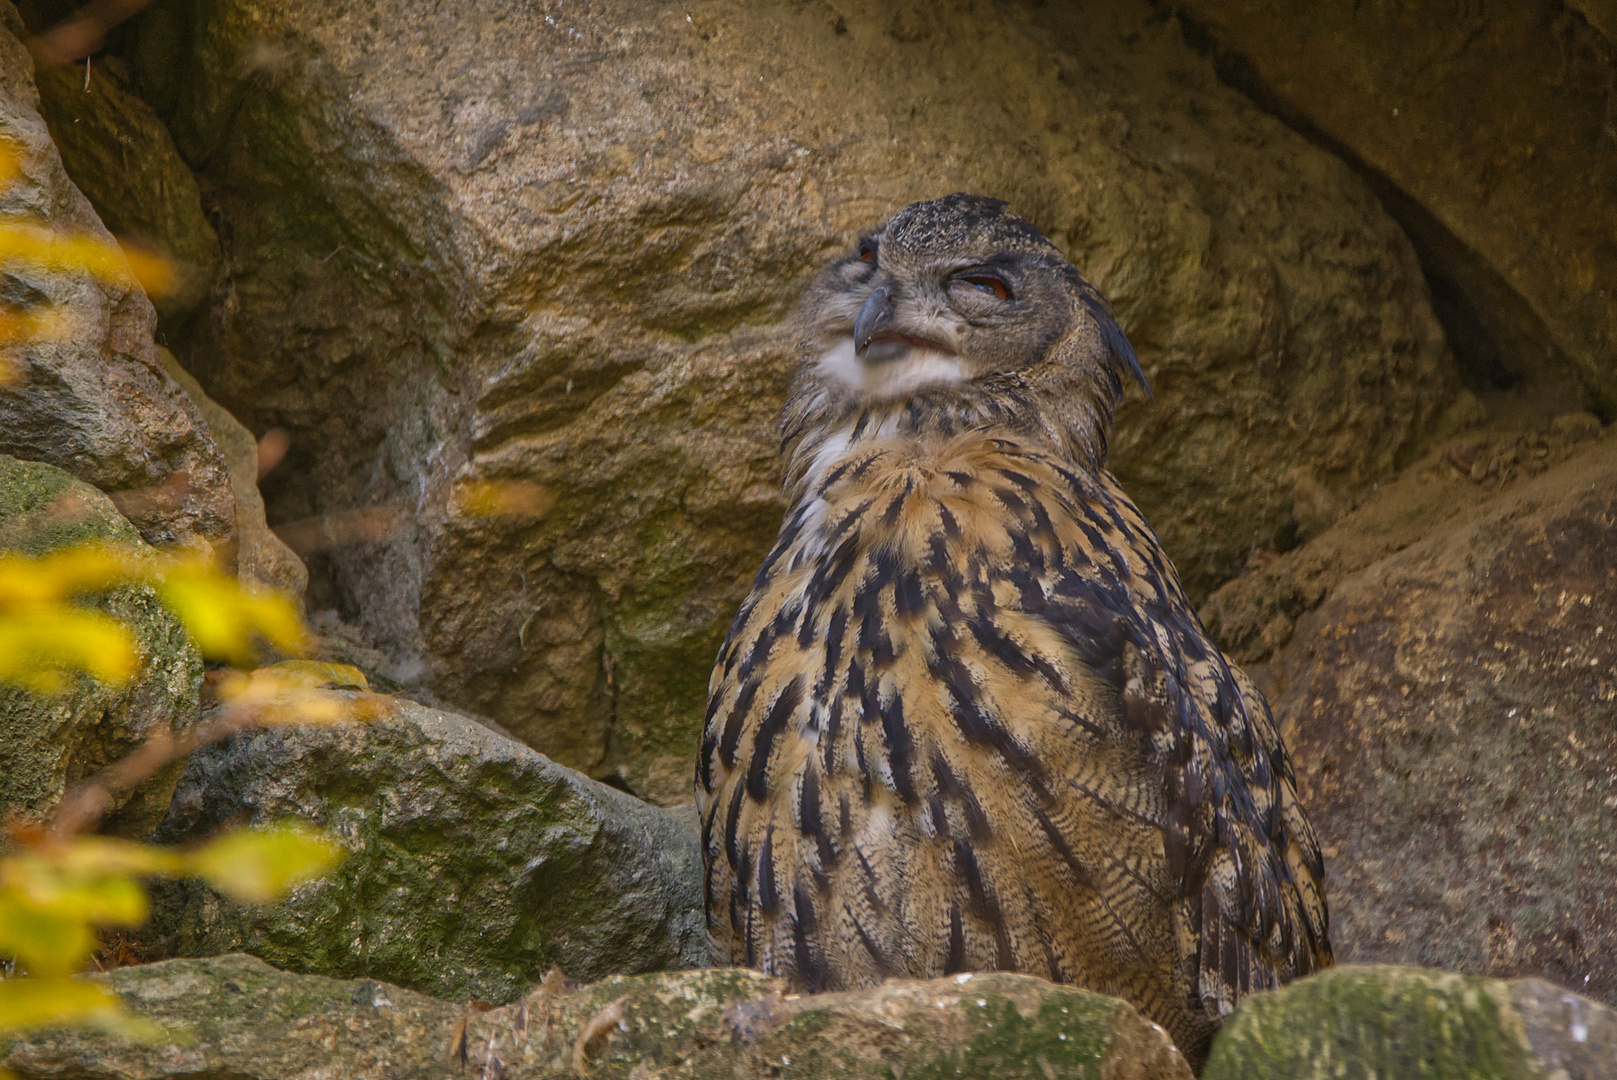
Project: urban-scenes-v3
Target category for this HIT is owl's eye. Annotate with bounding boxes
[858,240,877,263]
[960,275,1011,301]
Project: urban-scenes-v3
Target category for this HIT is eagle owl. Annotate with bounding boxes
[695,194,1331,1064]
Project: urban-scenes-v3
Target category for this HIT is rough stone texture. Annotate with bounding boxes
[140,0,1453,801]
[1204,965,1617,1080]
[2,954,1193,1079]
[148,698,708,1003]
[1172,0,1617,415]
[1572,0,1617,43]
[0,8,234,556]
[158,350,308,600]
[461,968,1194,1080]
[1269,435,1617,1006]
[1202,409,1609,664]
[0,455,203,835]
[1,955,464,1080]
[32,55,220,319]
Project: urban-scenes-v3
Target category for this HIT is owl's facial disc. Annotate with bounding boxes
[801,279,967,399]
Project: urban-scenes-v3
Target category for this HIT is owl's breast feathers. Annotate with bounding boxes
[697,429,1330,1059]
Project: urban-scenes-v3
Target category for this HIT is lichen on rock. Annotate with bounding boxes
[1203,964,1617,1079]
[1,955,1193,1080]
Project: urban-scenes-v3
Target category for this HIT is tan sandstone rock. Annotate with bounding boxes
[1270,433,1617,1006]
[158,351,307,601]
[1173,0,1617,414]
[32,54,220,319]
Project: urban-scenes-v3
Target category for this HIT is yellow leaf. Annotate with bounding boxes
[0,856,147,927]
[453,479,555,520]
[212,667,390,727]
[0,977,167,1042]
[265,660,370,691]
[0,308,63,346]
[18,837,186,879]
[0,544,149,611]
[0,976,122,1034]
[0,223,173,297]
[0,143,20,189]
[0,891,95,976]
[0,610,140,692]
[155,565,306,665]
[185,822,342,904]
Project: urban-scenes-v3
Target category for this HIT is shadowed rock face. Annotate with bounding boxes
[1273,436,1617,1006]
[0,10,234,556]
[144,0,1452,800]
[1172,0,1617,417]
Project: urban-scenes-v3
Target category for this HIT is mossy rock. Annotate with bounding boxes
[2,956,1193,1079]
[0,455,203,835]
[148,700,708,1002]
[1204,964,1617,1079]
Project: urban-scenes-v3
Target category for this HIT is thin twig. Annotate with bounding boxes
[49,702,274,837]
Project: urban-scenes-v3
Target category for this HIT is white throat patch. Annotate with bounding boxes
[814,337,966,399]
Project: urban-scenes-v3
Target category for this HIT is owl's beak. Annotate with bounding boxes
[853,284,895,355]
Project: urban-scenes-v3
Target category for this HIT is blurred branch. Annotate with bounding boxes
[50,667,389,837]
[30,0,152,66]
[272,505,401,555]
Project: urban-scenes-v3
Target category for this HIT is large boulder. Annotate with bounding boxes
[1204,965,1617,1079]
[137,0,1453,801]
[1268,433,1617,1004]
[150,699,708,1003]
[1,954,1193,1079]
[0,455,203,835]
[0,9,233,555]
[1173,0,1617,413]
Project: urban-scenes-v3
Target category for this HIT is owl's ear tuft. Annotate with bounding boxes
[1080,285,1151,404]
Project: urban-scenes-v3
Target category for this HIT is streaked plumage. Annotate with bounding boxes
[695,194,1330,1066]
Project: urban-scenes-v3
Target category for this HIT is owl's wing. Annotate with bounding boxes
[1041,469,1332,1021]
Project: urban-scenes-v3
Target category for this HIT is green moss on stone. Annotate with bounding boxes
[894,992,1120,1080]
[0,456,202,833]
[1203,965,1541,1080]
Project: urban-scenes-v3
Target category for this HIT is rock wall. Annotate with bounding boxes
[139,0,1453,801]
[1172,0,1617,414]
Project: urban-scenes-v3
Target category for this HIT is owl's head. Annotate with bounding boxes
[793,194,1147,414]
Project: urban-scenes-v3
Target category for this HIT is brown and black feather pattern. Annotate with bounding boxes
[698,431,1330,1059]
[696,196,1330,1066]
